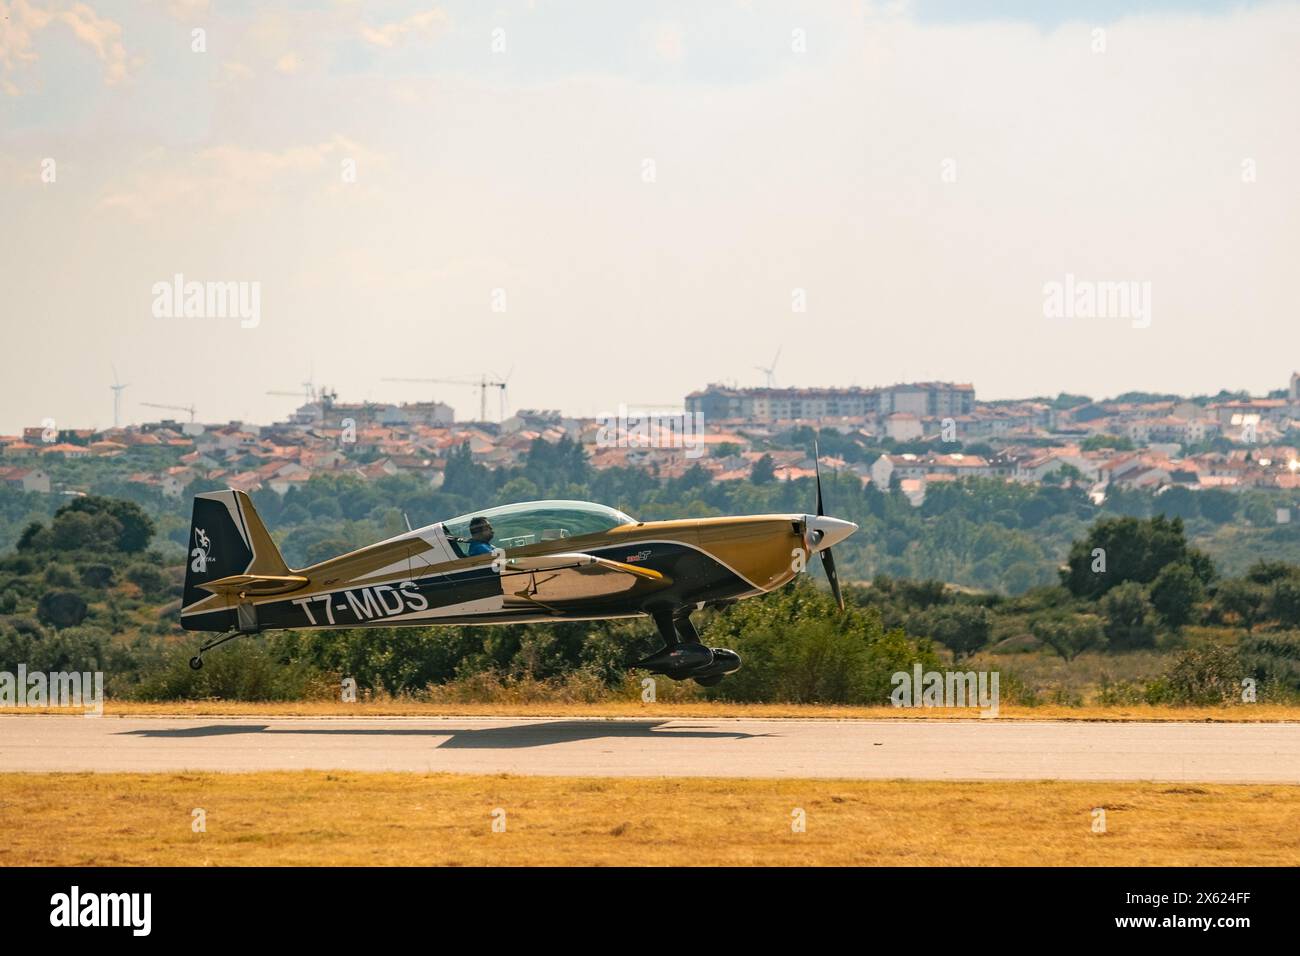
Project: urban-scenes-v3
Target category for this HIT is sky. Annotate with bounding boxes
[1,0,1297,432]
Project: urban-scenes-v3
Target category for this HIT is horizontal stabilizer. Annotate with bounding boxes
[196,573,310,596]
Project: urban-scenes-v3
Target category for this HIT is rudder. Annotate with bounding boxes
[182,490,291,612]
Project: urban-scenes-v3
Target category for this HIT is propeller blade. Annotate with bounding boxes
[812,437,842,609]
[813,437,824,516]
[821,546,844,611]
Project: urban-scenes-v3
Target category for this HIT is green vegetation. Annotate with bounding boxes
[5,448,1300,706]
[11,429,1300,588]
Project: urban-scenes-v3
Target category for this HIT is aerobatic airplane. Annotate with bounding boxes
[181,453,857,686]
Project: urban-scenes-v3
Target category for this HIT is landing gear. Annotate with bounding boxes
[188,629,245,672]
[632,608,742,685]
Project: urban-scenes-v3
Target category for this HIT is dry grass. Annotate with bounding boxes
[4,700,1299,721]
[0,772,1295,866]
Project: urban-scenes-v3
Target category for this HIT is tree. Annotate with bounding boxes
[1099,582,1157,649]
[1061,515,1212,600]
[1214,579,1268,633]
[1270,577,1300,628]
[1031,614,1107,661]
[1199,488,1238,524]
[1153,486,1199,521]
[1245,560,1296,586]
[304,537,351,565]
[1149,563,1203,631]
[442,442,492,499]
[37,591,88,630]
[80,564,116,589]
[16,521,51,552]
[126,563,172,600]
[1081,434,1134,452]
[750,454,775,485]
[55,496,154,552]
[915,605,992,660]
[50,510,122,553]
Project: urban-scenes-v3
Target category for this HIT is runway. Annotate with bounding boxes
[2,715,1298,782]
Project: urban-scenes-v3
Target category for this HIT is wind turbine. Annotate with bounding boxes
[755,347,781,388]
[110,365,129,428]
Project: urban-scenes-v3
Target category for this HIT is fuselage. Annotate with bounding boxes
[181,505,856,634]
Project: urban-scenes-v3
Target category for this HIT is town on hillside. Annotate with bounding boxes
[5,376,1300,509]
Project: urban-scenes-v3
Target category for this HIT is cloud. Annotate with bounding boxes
[56,2,136,85]
[359,7,449,48]
[0,0,53,95]
[0,0,136,93]
[96,136,386,219]
[275,52,301,75]
[2,2,1299,433]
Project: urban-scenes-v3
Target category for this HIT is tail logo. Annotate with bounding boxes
[191,527,212,573]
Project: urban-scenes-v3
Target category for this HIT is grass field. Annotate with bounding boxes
[4,700,1299,721]
[1,772,1296,866]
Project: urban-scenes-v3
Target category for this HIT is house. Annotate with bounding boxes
[40,442,91,459]
[883,413,923,442]
[0,467,51,493]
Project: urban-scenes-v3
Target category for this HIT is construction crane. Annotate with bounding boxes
[109,365,129,428]
[268,385,336,408]
[381,373,510,423]
[141,401,196,422]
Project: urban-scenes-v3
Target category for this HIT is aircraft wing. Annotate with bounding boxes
[498,552,672,610]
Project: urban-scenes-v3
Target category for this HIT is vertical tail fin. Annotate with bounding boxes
[182,490,291,610]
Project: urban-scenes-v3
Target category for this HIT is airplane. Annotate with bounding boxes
[181,451,858,686]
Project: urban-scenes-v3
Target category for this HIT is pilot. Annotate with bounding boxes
[466,516,496,556]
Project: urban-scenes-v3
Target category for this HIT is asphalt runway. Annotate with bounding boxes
[2,716,1298,782]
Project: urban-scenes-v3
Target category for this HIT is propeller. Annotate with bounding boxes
[813,438,845,611]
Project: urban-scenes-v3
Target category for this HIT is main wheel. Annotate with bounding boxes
[189,656,204,671]
[693,674,724,687]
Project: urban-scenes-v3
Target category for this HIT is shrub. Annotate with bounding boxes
[1213,579,1269,633]
[36,591,88,630]
[1239,631,1300,700]
[1099,582,1157,649]
[126,563,171,601]
[80,564,116,589]
[1031,614,1107,661]
[701,581,940,704]
[131,640,327,701]
[1146,646,1244,706]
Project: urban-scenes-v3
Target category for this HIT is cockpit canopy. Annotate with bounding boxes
[442,500,637,553]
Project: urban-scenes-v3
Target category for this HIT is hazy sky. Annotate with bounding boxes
[2,0,1298,433]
